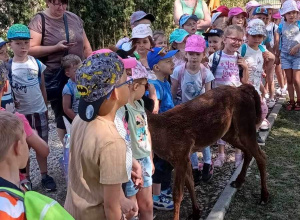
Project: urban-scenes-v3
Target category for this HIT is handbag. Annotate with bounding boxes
[39,13,70,101]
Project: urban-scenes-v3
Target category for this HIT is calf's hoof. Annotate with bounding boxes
[230,180,243,188]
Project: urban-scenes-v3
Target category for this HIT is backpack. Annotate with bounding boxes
[278,21,300,50]
[0,187,74,220]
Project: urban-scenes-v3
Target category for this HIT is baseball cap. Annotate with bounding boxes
[185,34,206,53]
[169,29,190,44]
[203,29,224,39]
[228,7,247,18]
[77,51,126,122]
[211,12,223,24]
[130,11,155,26]
[7,24,31,40]
[272,12,281,19]
[0,61,8,91]
[252,7,268,16]
[128,61,148,81]
[0,38,7,48]
[246,1,261,12]
[247,19,267,36]
[212,6,229,16]
[280,0,299,15]
[131,24,153,39]
[179,14,199,28]
[147,47,178,70]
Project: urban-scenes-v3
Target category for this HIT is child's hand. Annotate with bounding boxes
[151,160,155,175]
[14,100,20,109]
[262,51,270,61]
[237,57,247,69]
[208,47,215,56]
[120,197,137,218]
[289,44,300,56]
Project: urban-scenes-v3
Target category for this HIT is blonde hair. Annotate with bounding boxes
[224,25,245,37]
[227,16,247,28]
[0,111,24,162]
[61,54,82,69]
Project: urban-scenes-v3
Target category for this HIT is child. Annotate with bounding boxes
[211,12,228,30]
[0,38,9,62]
[252,6,269,25]
[171,35,215,183]
[228,7,247,28]
[179,14,199,35]
[169,29,190,67]
[7,24,56,191]
[153,30,167,48]
[64,51,136,219]
[62,54,82,121]
[120,61,154,219]
[246,0,261,20]
[130,11,155,29]
[277,0,300,110]
[208,25,249,167]
[147,47,178,210]
[203,28,224,56]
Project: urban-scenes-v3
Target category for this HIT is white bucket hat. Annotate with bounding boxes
[280,0,299,15]
[131,24,153,39]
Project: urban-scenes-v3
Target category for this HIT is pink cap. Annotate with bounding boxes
[272,12,281,19]
[90,49,137,69]
[228,7,247,18]
[185,34,206,53]
[246,1,261,12]
[128,61,148,81]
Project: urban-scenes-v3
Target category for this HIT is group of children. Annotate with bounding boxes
[0,0,300,219]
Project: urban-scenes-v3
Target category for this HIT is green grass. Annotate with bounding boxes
[225,108,300,220]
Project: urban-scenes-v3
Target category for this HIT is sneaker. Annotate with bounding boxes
[214,154,225,167]
[153,195,174,211]
[265,93,270,99]
[281,88,287,96]
[256,132,265,146]
[268,99,276,108]
[235,153,243,168]
[286,101,295,111]
[161,187,172,199]
[202,163,214,182]
[276,88,282,96]
[41,175,57,192]
[192,169,201,186]
[259,119,270,132]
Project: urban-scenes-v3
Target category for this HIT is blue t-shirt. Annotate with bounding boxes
[148,79,174,113]
[62,79,80,114]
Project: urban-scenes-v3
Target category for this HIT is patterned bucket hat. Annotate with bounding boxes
[247,19,267,36]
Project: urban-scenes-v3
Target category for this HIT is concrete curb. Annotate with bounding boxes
[206,97,286,220]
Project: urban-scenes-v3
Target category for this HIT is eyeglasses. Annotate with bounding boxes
[115,78,133,88]
[50,2,67,7]
[226,37,243,44]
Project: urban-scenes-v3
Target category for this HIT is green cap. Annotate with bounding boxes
[7,24,31,40]
[169,29,189,44]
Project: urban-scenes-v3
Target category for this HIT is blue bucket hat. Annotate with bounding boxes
[7,24,31,40]
[147,47,178,70]
[0,38,8,48]
[169,29,190,44]
[179,14,199,28]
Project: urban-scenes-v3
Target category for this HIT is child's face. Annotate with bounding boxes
[185,51,204,65]
[208,36,223,51]
[273,18,281,25]
[267,9,273,23]
[9,40,30,58]
[247,34,264,47]
[115,70,130,107]
[155,35,167,48]
[0,45,9,62]
[213,16,228,30]
[223,30,244,53]
[183,19,197,34]
[253,14,268,24]
[18,130,29,169]
[231,14,245,27]
[285,11,298,23]
[156,57,175,75]
[66,63,81,82]
[135,37,151,56]
[132,78,148,100]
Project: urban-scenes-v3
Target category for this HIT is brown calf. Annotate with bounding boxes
[147,84,269,220]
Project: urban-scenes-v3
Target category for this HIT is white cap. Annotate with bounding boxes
[280,0,299,15]
[131,24,153,39]
[246,0,261,12]
[211,12,222,24]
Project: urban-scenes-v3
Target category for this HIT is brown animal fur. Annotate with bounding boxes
[147,84,269,220]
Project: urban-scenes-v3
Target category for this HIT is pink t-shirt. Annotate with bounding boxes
[0,107,33,138]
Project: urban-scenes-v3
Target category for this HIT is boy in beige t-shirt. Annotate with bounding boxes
[64,51,137,219]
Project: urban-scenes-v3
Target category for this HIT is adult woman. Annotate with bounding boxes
[28,0,92,142]
[174,0,212,35]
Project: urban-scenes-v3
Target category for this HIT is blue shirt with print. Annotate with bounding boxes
[148,79,174,113]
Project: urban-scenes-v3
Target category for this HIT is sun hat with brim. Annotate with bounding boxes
[246,1,261,12]
[147,47,178,70]
[272,12,281,19]
[185,34,206,53]
[128,61,148,81]
[77,51,126,122]
[7,24,31,40]
[179,14,199,28]
[0,38,7,48]
[280,0,299,15]
[228,7,247,18]
[212,6,229,16]
[252,7,268,16]
[131,24,153,39]
[130,11,155,26]
[203,29,224,39]
[246,18,267,36]
[169,29,190,44]
[0,61,8,91]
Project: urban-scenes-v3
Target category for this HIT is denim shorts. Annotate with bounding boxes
[281,52,300,70]
[125,156,152,197]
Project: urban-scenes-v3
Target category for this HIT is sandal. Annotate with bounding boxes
[286,101,295,111]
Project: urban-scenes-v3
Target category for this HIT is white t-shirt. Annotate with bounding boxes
[172,65,214,103]
[238,44,264,95]
[266,22,278,48]
[11,56,47,115]
[208,52,241,88]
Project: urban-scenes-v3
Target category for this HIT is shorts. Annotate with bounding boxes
[25,111,48,142]
[125,156,152,197]
[50,97,65,130]
[281,52,300,70]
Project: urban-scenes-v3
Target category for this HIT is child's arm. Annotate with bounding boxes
[103,184,124,219]
[289,43,300,56]
[237,57,249,84]
[147,127,155,175]
[148,83,159,114]
[26,130,49,158]
[62,94,76,120]
[40,73,47,106]
[205,82,212,92]
[120,189,137,219]
[171,77,179,101]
